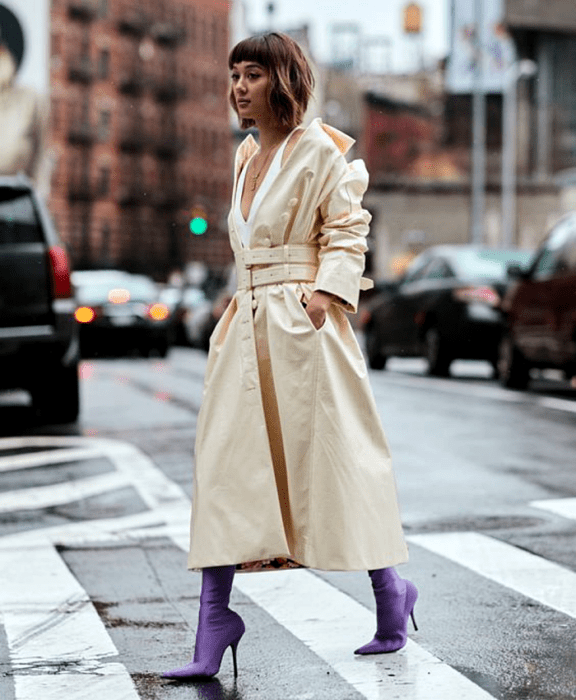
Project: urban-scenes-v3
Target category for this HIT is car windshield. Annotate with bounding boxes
[0,189,42,245]
[74,275,158,304]
[182,287,206,305]
[451,249,533,280]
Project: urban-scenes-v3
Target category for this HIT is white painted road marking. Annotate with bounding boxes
[409,531,576,619]
[531,497,576,521]
[0,447,102,472]
[2,436,574,699]
[0,542,139,698]
[235,569,496,700]
[0,472,131,513]
[15,663,139,700]
[373,362,576,415]
[537,397,576,414]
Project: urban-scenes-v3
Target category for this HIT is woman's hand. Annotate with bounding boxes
[304,290,334,330]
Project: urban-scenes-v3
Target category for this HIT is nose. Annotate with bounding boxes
[235,75,247,94]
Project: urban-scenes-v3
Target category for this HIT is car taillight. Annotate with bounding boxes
[147,302,170,321]
[47,245,72,298]
[75,306,96,323]
[452,286,500,307]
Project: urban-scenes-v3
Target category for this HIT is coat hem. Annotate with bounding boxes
[187,552,409,573]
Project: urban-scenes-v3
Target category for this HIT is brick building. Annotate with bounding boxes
[49,0,232,280]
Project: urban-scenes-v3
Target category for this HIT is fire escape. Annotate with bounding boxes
[116,0,187,275]
[66,0,98,267]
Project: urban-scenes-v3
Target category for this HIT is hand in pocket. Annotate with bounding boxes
[303,290,333,330]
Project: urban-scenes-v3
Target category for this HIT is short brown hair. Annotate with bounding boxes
[229,32,315,130]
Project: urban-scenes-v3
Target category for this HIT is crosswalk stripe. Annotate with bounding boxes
[531,497,576,520]
[0,472,132,513]
[234,569,496,700]
[537,397,576,414]
[0,448,102,472]
[4,435,571,699]
[408,532,576,618]
[0,542,139,698]
[15,663,138,700]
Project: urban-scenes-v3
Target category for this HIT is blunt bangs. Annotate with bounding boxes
[228,35,274,72]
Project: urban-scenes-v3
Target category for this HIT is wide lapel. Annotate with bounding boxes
[229,134,258,250]
[247,118,356,243]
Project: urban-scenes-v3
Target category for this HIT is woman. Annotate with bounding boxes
[163,32,417,681]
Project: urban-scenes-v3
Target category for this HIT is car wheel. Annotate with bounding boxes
[424,326,452,377]
[32,362,80,424]
[365,326,387,370]
[497,333,530,390]
[156,338,170,358]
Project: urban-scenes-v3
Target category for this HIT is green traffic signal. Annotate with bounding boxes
[189,216,208,235]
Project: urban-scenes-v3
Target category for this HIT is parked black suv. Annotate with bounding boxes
[0,175,79,423]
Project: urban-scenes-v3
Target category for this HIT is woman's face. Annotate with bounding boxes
[231,61,272,124]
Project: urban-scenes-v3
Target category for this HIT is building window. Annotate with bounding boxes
[100,222,111,263]
[51,98,61,130]
[97,166,110,196]
[98,49,110,79]
[98,110,111,141]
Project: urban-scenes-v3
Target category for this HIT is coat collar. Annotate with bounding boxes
[233,118,355,182]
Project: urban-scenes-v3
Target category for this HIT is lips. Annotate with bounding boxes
[237,99,250,108]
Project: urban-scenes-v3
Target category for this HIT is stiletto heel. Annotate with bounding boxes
[410,609,418,632]
[231,640,239,678]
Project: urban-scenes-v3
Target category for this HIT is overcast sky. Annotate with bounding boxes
[242,0,450,72]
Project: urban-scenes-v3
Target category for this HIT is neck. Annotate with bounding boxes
[255,119,292,153]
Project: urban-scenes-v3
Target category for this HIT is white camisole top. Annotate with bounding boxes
[234,135,291,248]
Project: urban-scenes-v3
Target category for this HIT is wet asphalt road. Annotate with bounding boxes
[0,346,575,700]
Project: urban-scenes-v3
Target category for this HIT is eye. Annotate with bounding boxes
[248,73,261,80]
[231,73,239,81]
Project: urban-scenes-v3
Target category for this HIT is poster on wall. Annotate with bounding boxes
[0,0,50,192]
[446,0,516,94]
[0,0,49,94]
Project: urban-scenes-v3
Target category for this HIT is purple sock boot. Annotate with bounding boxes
[162,565,245,679]
[354,568,418,655]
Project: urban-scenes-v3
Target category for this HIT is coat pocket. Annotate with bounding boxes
[296,285,326,332]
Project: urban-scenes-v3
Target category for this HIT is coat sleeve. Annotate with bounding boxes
[313,157,372,314]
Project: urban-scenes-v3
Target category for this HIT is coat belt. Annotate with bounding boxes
[235,245,319,290]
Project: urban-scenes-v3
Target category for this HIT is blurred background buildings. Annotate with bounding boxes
[1,0,576,282]
[47,0,232,279]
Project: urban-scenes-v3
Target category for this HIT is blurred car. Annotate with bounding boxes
[0,175,79,423]
[498,214,576,389]
[72,270,173,357]
[159,284,208,346]
[363,245,534,376]
[184,289,233,351]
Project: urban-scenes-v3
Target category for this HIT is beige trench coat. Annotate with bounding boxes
[188,118,408,571]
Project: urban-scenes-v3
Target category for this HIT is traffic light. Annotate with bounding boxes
[189,205,208,235]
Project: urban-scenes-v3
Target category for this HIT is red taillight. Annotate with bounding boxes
[452,286,500,307]
[47,246,72,299]
[75,306,96,323]
[147,302,170,321]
